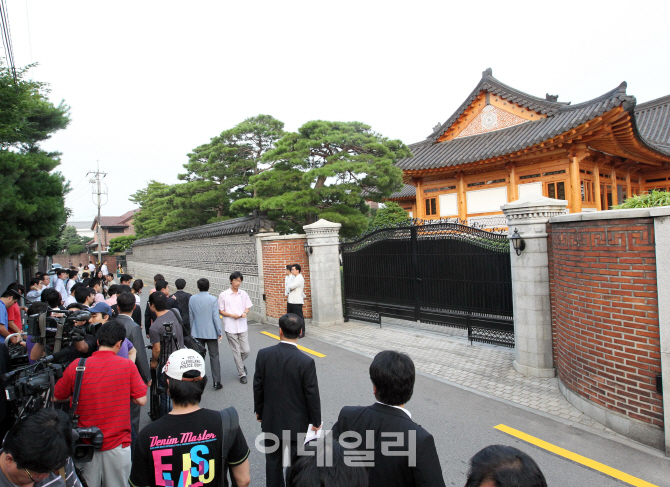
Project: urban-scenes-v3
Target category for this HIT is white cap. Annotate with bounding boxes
[163,349,206,381]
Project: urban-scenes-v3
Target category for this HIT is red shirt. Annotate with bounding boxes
[7,303,20,330]
[54,350,147,450]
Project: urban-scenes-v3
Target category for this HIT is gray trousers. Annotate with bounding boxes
[226,331,250,377]
[201,338,221,384]
[75,444,131,487]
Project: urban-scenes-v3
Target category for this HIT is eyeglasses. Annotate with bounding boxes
[23,468,51,482]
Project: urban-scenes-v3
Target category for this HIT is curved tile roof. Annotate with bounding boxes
[634,94,670,151]
[387,184,416,199]
[427,68,568,142]
[396,78,670,172]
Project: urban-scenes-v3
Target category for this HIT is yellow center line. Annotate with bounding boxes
[260,331,326,358]
[494,424,658,487]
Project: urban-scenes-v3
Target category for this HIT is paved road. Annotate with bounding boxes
[137,317,670,487]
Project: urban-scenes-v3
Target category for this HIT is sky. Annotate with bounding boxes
[4,0,670,222]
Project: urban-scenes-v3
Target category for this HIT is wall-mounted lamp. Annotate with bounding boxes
[510,228,525,256]
[304,242,313,255]
[249,228,256,237]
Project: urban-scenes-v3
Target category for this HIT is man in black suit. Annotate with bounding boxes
[332,350,445,487]
[253,313,321,487]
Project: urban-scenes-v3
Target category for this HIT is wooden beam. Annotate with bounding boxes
[594,164,602,211]
[416,179,424,219]
[626,171,632,199]
[457,172,467,221]
[507,163,517,202]
[611,169,618,207]
[569,153,582,213]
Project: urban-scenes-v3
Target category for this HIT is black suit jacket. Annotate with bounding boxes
[332,403,445,487]
[253,342,321,441]
[172,290,192,328]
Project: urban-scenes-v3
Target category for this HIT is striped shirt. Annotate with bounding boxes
[54,350,147,451]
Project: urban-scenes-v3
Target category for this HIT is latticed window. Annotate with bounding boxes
[425,198,437,216]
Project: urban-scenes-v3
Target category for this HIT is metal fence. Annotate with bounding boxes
[341,219,514,347]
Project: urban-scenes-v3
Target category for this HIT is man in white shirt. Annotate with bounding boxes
[287,264,305,338]
[284,265,294,314]
[54,269,69,304]
[101,260,109,276]
[218,271,253,384]
[88,261,96,274]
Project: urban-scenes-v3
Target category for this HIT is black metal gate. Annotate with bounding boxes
[341,219,514,347]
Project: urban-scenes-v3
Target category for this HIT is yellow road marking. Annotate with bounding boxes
[494,424,658,487]
[260,331,326,358]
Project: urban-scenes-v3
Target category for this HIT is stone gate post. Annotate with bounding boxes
[501,195,568,378]
[303,219,344,327]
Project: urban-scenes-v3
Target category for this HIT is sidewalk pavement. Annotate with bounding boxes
[306,317,626,439]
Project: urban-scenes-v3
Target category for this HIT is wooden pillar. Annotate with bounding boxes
[457,172,467,221]
[416,179,424,219]
[569,151,582,213]
[594,164,602,211]
[507,163,517,202]
[639,175,644,194]
[611,170,618,207]
[626,172,632,199]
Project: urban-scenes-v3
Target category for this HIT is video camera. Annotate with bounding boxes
[26,308,94,355]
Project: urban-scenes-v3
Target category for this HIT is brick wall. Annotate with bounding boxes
[548,218,662,428]
[261,236,312,320]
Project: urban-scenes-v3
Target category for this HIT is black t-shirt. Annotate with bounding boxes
[130,408,249,487]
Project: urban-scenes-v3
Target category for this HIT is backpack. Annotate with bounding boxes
[220,407,240,487]
[170,308,207,359]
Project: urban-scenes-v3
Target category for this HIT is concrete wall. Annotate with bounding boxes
[548,209,665,450]
[126,217,271,322]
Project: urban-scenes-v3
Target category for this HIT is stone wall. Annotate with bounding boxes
[260,235,312,323]
[126,217,272,321]
[548,210,664,449]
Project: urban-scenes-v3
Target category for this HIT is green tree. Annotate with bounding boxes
[370,201,411,228]
[232,120,410,237]
[109,235,137,253]
[0,63,70,263]
[129,181,213,238]
[59,225,89,253]
[179,114,285,219]
[67,244,85,255]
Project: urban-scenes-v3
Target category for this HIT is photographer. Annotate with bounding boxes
[54,321,147,487]
[0,408,82,487]
[148,292,183,418]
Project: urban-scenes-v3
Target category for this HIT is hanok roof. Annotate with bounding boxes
[131,215,275,247]
[396,69,670,174]
[387,184,416,200]
[635,94,670,151]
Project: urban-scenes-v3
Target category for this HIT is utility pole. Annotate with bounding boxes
[87,161,107,266]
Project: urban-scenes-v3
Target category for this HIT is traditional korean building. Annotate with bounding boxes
[389,69,670,225]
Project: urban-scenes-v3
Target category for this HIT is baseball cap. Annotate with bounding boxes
[88,302,112,316]
[163,349,206,381]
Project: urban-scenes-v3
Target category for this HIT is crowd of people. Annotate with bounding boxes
[0,263,549,487]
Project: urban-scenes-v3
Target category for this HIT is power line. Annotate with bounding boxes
[0,0,17,84]
[87,161,107,264]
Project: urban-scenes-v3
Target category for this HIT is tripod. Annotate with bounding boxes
[148,322,180,421]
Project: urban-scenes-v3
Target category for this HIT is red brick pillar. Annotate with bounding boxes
[260,235,312,324]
